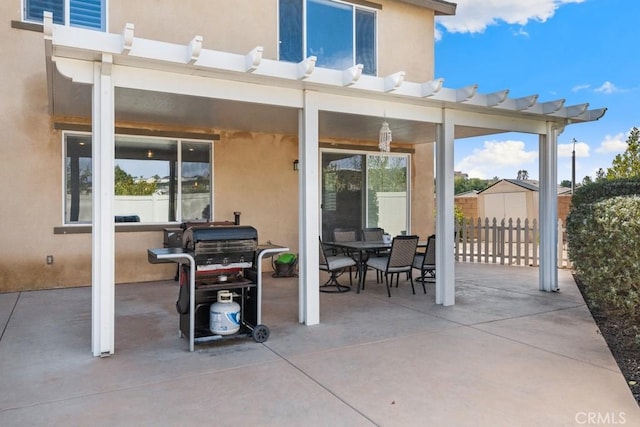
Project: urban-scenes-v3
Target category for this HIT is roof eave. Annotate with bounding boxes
[398,0,457,16]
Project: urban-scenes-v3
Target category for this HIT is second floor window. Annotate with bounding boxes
[279,0,377,76]
[25,0,106,31]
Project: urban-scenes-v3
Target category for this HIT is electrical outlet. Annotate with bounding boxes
[46,255,54,265]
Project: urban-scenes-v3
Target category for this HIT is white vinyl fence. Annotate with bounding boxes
[454,217,571,268]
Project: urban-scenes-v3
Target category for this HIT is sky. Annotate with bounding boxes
[434,0,638,184]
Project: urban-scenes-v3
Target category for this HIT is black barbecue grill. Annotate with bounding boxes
[183,225,257,272]
[148,224,288,351]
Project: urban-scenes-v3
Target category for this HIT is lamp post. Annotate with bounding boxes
[571,138,576,194]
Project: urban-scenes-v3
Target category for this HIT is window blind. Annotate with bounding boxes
[70,0,104,30]
[26,0,64,24]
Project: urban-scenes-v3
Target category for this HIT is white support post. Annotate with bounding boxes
[91,54,115,356]
[538,123,560,292]
[298,91,320,325]
[435,111,456,306]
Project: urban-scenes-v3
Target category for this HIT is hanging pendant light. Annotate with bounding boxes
[379,121,392,153]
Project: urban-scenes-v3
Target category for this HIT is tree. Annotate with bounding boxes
[606,127,640,179]
[560,180,572,188]
[516,169,529,180]
[454,175,495,194]
[114,165,157,195]
[581,175,593,186]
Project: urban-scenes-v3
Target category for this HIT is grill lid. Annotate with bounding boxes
[182,225,259,271]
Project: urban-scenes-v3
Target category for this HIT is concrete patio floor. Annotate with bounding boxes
[0,263,638,426]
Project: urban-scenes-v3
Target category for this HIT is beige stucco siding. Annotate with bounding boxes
[411,143,435,237]
[109,0,280,59]
[378,0,435,81]
[1,4,63,291]
[212,131,300,253]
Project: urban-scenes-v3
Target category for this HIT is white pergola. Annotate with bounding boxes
[43,14,606,356]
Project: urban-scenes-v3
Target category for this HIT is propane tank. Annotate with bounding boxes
[210,290,241,335]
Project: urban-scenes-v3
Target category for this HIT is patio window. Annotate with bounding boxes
[24,0,106,31]
[64,133,212,224]
[279,0,377,75]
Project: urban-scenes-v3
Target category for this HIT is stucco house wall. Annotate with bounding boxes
[0,0,437,292]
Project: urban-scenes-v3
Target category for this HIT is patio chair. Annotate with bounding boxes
[362,227,387,282]
[362,235,419,297]
[332,227,360,270]
[333,228,359,252]
[319,237,356,293]
[412,234,435,294]
[361,227,384,242]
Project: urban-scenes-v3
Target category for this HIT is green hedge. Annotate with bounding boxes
[570,177,640,206]
[567,184,640,328]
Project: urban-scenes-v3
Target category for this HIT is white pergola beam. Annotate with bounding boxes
[121,23,134,54]
[384,71,406,92]
[47,21,607,126]
[565,103,589,117]
[456,84,478,102]
[421,78,444,97]
[515,94,539,110]
[245,46,263,72]
[342,64,363,86]
[186,35,202,65]
[542,99,565,114]
[297,56,316,80]
[486,89,509,107]
[579,108,607,122]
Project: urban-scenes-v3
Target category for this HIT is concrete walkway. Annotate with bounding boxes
[0,264,638,426]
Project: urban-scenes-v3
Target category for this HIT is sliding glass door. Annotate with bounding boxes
[321,152,364,241]
[321,150,409,241]
[366,154,409,236]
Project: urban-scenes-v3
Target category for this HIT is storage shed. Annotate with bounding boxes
[477,179,572,223]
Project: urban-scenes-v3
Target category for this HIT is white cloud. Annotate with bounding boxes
[572,84,591,92]
[594,81,620,94]
[456,140,538,179]
[436,0,585,34]
[595,132,628,154]
[558,141,590,158]
[434,26,443,42]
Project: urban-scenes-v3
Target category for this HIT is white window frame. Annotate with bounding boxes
[277,0,378,75]
[62,131,214,226]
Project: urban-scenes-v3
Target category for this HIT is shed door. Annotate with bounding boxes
[484,193,527,221]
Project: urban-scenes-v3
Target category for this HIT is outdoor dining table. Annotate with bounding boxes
[325,240,428,293]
